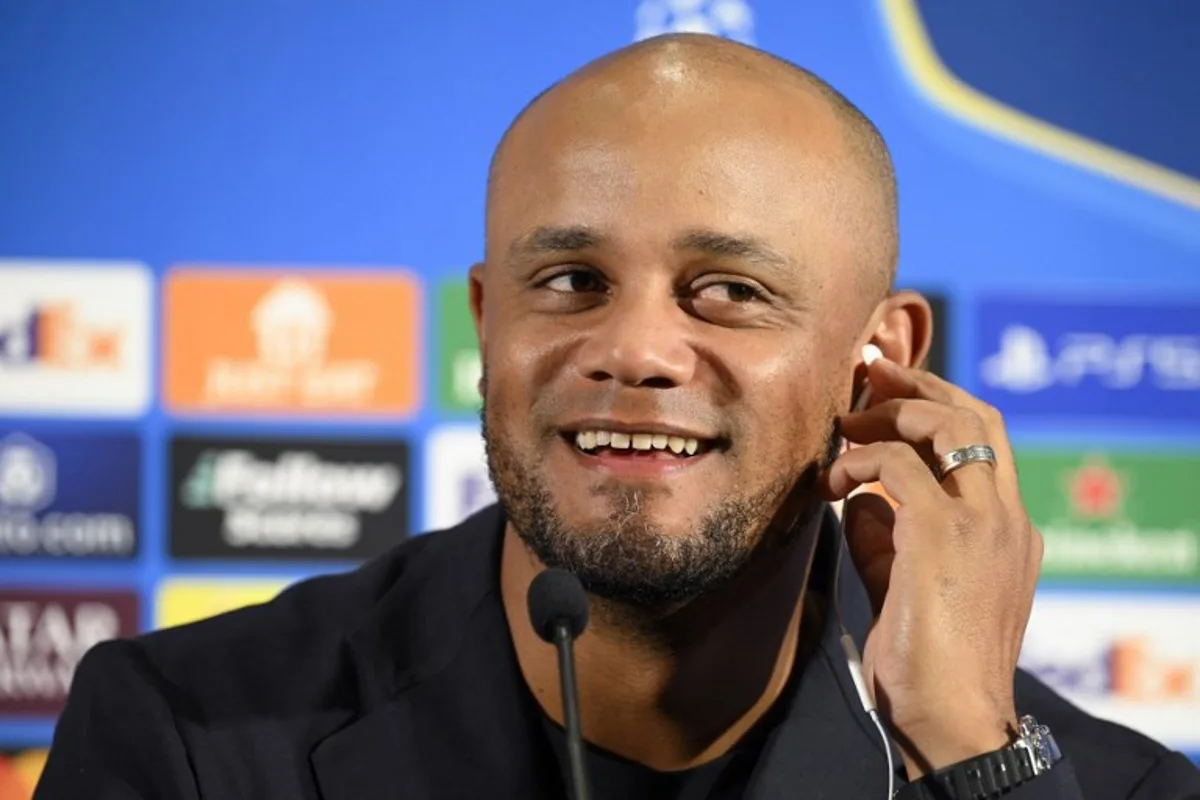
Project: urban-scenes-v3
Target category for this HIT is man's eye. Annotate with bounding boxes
[694,281,764,303]
[542,270,605,294]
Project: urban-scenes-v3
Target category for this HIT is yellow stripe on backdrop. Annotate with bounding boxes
[156,578,294,630]
[878,0,1200,210]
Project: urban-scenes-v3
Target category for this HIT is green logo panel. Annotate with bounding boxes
[1017,450,1200,583]
[437,281,481,413]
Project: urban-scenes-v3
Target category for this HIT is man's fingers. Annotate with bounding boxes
[842,492,895,618]
[861,354,956,405]
[839,398,997,500]
[859,357,1021,509]
[840,399,987,453]
[823,441,943,507]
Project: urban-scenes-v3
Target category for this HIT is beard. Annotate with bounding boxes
[480,391,841,611]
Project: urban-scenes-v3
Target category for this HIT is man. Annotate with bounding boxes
[37,33,1200,800]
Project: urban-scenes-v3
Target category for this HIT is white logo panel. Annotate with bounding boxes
[0,261,152,415]
[1019,593,1200,749]
[425,426,497,531]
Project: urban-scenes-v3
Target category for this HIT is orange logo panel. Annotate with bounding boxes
[165,270,421,415]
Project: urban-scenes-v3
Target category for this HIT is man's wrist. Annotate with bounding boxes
[896,711,1019,779]
[895,714,1065,800]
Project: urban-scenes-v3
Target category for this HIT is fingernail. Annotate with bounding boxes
[862,344,883,366]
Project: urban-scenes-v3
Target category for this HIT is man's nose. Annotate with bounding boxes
[574,289,697,388]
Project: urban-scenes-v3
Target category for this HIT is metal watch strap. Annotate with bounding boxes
[921,746,1034,799]
[895,715,1061,800]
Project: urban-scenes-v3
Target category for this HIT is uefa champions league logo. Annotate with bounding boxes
[0,434,56,512]
[634,0,756,45]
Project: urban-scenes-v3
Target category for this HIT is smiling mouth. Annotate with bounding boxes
[567,429,718,458]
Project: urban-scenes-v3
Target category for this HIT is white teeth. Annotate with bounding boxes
[572,430,707,456]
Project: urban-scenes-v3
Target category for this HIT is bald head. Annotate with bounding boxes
[486,33,899,293]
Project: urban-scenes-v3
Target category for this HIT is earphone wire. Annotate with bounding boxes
[832,529,896,800]
[835,367,897,798]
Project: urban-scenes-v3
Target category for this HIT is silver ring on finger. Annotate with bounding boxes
[935,444,997,483]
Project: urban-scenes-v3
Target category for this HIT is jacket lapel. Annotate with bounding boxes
[309,588,563,799]
[309,506,563,800]
[747,508,904,798]
[746,644,898,798]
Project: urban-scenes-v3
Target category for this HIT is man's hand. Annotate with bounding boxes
[822,350,1043,779]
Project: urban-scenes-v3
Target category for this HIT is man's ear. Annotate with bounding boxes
[468,262,486,352]
[468,262,487,397]
[867,289,934,369]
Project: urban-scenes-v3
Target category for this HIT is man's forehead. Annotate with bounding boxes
[486,109,845,269]
[484,34,898,296]
[489,73,847,219]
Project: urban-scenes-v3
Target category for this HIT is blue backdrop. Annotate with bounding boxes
[1,0,1197,788]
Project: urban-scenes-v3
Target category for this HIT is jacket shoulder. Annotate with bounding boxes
[39,507,506,798]
[1014,668,1200,798]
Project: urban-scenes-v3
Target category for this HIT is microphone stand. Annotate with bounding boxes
[553,620,591,800]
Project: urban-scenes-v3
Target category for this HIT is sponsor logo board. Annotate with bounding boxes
[436,281,481,413]
[1020,594,1200,750]
[634,0,755,44]
[1017,450,1200,583]
[0,261,151,416]
[0,589,139,715]
[0,431,140,559]
[164,270,421,415]
[0,748,48,800]
[170,435,409,560]
[976,298,1200,419]
[425,426,497,531]
[156,578,293,629]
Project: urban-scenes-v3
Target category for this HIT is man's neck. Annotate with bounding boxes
[500,513,826,772]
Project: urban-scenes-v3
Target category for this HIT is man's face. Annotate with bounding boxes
[476,65,869,608]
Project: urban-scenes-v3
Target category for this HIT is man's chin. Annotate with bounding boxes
[513,510,757,610]
[551,483,705,528]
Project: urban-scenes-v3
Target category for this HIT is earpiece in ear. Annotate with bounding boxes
[850,344,881,412]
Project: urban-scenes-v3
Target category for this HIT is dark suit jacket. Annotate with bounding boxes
[36,504,1200,799]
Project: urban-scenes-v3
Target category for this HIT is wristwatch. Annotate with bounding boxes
[896,715,1063,799]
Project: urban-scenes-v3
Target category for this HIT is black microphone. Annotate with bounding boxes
[527,568,592,800]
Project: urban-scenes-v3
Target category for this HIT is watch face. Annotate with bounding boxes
[1019,716,1062,774]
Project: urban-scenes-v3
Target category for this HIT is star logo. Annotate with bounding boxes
[1066,456,1124,520]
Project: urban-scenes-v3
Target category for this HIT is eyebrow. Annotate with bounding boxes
[507,225,608,260]
[673,229,796,276]
[505,225,797,279]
